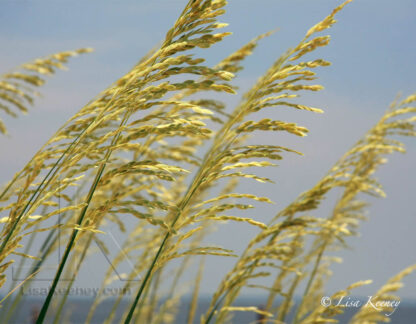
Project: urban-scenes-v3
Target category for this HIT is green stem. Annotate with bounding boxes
[35,112,130,324]
[204,290,229,324]
[52,231,93,324]
[123,228,172,323]
[0,125,91,258]
[0,223,39,322]
[278,272,301,323]
[1,227,59,323]
[292,243,325,324]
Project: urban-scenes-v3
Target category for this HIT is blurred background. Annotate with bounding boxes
[0,0,415,320]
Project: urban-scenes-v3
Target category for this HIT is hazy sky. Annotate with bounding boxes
[1,0,415,301]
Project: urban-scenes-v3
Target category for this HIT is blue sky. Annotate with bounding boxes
[1,0,415,301]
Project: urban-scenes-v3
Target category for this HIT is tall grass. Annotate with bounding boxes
[0,1,415,323]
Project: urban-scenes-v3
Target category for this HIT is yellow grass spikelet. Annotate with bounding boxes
[350,264,416,324]
[305,0,354,38]
[219,306,273,318]
[194,193,274,208]
[202,215,267,229]
[1,2,414,324]
[0,48,92,135]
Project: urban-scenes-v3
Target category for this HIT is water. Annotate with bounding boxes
[5,296,416,323]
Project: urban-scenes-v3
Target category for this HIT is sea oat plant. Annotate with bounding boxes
[0,1,414,324]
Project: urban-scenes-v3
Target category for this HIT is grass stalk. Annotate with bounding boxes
[35,111,130,323]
